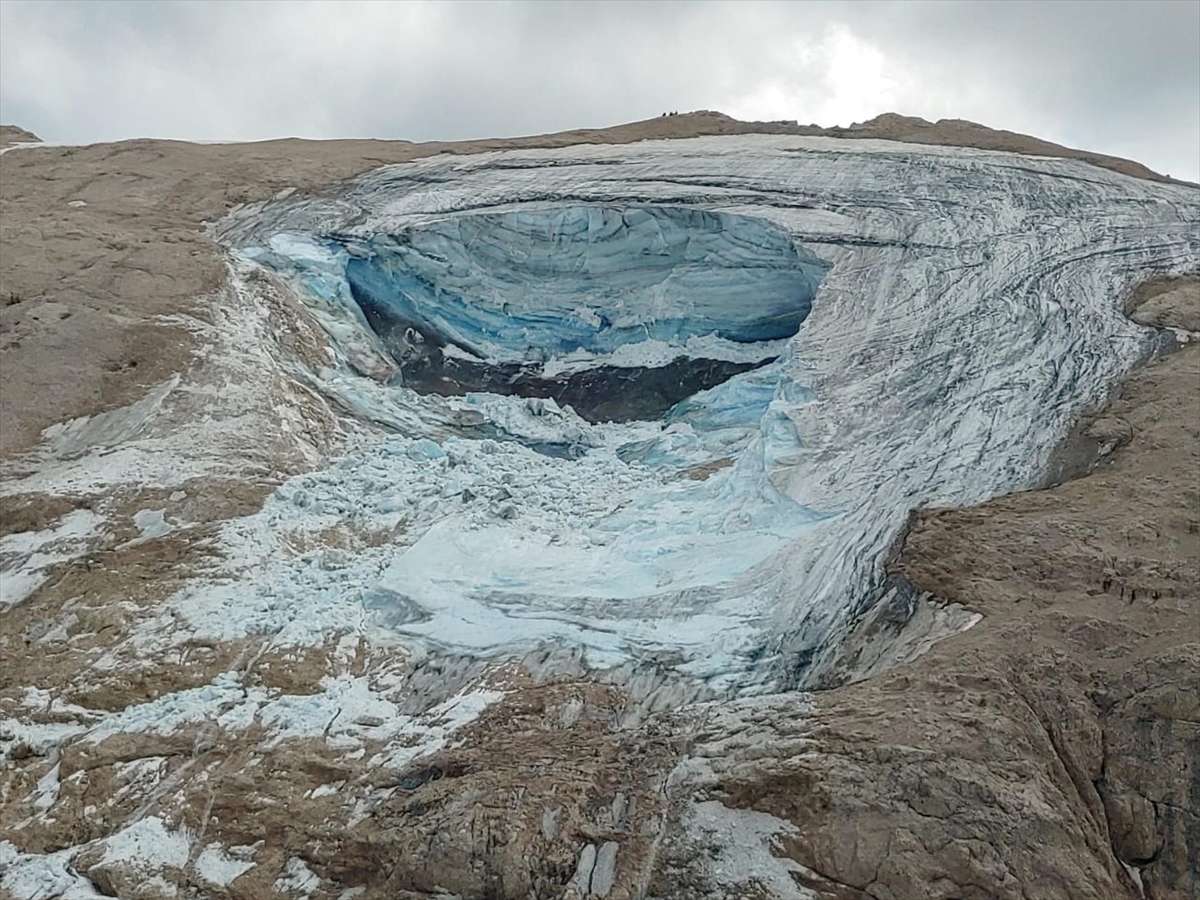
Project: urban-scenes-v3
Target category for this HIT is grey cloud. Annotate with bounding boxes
[833,1,1200,178]
[0,0,1196,180]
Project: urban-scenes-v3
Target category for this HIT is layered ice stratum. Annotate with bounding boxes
[208,134,1199,693]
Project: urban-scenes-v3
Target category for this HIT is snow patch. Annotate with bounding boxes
[274,857,321,896]
[685,800,816,899]
[0,509,102,606]
[194,842,256,887]
[31,763,61,816]
[69,669,500,772]
[41,375,179,460]
[99,816,190,869]
[1,719,88,760]
[0,843,107,900]
[128,509,172,544]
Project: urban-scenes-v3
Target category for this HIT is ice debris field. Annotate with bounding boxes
[202,135,1200,691]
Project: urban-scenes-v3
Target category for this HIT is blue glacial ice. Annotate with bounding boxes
[208,134,1200,693]
[339,206,827,362]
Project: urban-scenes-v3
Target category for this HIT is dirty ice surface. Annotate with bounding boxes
[208,133,1199,690]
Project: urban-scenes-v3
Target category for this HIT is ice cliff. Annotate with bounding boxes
[213,134,1199,696]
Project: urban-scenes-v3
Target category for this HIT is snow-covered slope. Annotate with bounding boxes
[211,134,1199,695]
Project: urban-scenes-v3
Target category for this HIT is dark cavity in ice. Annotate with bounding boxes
[338,206,828,422]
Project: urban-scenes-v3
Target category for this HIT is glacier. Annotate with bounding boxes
[211,134,1200,695]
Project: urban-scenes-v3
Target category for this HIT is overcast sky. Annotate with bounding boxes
[1,0,1197,181]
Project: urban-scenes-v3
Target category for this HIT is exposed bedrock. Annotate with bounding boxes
[397,352,769,425]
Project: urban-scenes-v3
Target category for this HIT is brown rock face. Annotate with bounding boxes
[1126,276,1200,333]
[0,124,41,146]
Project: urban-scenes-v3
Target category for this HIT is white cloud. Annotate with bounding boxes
[727,24,908,127]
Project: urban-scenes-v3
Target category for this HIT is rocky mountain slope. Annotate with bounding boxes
[1,114,1197,900]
